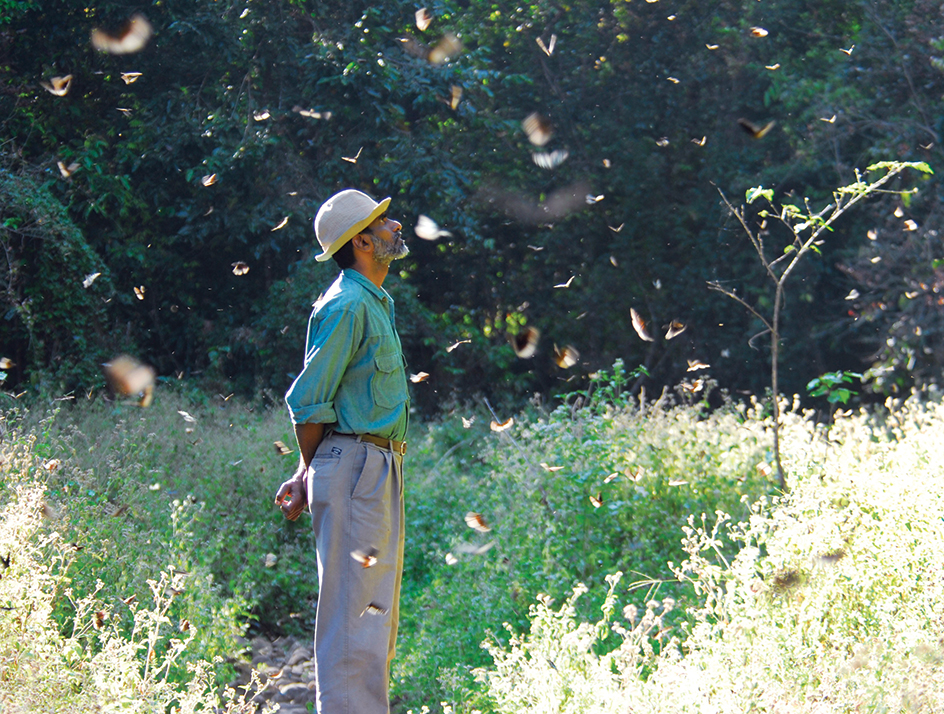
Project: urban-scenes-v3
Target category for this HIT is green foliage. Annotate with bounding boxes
[0,420,275,712]
[806,370,862,405]
[0,167,114,391]
[392,384,774,709]
[474,392,944,712]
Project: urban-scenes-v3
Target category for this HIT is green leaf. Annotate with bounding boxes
[746,186,774,204]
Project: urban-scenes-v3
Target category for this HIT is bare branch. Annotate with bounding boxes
[706,281,773,332]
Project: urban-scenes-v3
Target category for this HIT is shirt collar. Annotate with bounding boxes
[341,268,394,304]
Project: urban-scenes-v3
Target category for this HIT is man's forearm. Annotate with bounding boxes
[295,422,325,473]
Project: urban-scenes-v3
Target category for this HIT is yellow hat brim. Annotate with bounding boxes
[315,197,392,262]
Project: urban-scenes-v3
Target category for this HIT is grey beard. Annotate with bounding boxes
[373,235,410,265]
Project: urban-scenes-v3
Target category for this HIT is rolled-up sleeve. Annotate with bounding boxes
[285,306,361,425]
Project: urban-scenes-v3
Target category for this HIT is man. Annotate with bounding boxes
[274,188,410,714]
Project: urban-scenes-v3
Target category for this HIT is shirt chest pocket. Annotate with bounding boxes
[371,351,408,410]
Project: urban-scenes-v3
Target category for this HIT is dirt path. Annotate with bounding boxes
[233,634,317,713]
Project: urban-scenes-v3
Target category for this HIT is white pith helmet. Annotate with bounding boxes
[313,189,391,262]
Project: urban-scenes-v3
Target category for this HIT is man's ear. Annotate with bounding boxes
[351,233,373,252]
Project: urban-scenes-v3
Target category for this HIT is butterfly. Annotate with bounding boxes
[273,441,292,456]
[93,610,108,630]
[121,72,143,84]
[179,619,191,632]
[665,320,687,339]
[427,33,463,64]
[455,541,495,555]
[415,215,452,240]
[351,547,379,568]
[840,45,854,55]
[508,326,540,359]
[415,7,433,31]
[178,410,197,423]
[201,174,217,187]
[410,372,430,383]
[270,216,289,231]
[680,379,704,394]
[489,417,514,432]
[532,150,569,170]
[103,355,155,399]
[904,219,918,232]
[765,63,781,70]
[540,463,564,472]
[264,553,278,567]
[461,416,474,428]
[293,106,332,119]
[608,223,624,232]
[737,118,776,139]
[253,110,270,121]
[446,339,471,353]
[630,308,655,342]
[0,554,9,569]
[655,137,670,147]
[666,76,680,84]
[691,136,707,146]
[465,512,492,533]
[750,27,768,37]
[589,493,603,508]
[554,275,575,289]
[536,34,557,56]
[603,472,620,484]
[40,75,73,96]
[553,344,579,368]
[232,261,250,276]
[91,14,153,54]
[0,357,13,369]
[361,603,388,617]
[82,272,99,288]
[341,147,362,164]
[522,113,553,146]
[57,161,80,178]
[668,478,688,486]
[686,359,710,371]
[445,553,458,565]
[706,43,719,50]
[450,85,462,110]
[820,115,836,124]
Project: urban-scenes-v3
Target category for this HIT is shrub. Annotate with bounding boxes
[473,393,944,713]
[0,436,275,712]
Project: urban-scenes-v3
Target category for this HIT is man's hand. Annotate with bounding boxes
[274,469,308,521]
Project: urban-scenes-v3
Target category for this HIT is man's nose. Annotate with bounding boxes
[390,218,403,232]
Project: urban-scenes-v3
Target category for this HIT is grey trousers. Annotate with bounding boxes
[306,431,405,714]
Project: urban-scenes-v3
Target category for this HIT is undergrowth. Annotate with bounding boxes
[473,393,944,713]
[4,373,941,712]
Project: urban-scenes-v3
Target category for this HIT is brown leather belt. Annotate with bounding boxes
[335,432,407,456]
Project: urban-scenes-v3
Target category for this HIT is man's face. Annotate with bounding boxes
[365,213,408,265]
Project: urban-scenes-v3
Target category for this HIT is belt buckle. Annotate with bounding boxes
[396,441,407,456]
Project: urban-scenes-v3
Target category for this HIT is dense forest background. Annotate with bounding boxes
[2,0,942,411]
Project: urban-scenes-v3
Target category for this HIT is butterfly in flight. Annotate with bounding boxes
[737,118,776,139]
[553,344,579,368]
[630,308,655,342]
[465,511,492,532]
[508,326,540,359]
[91,14,153,54]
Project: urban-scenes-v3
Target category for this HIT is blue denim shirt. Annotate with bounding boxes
[285,269,409,440]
